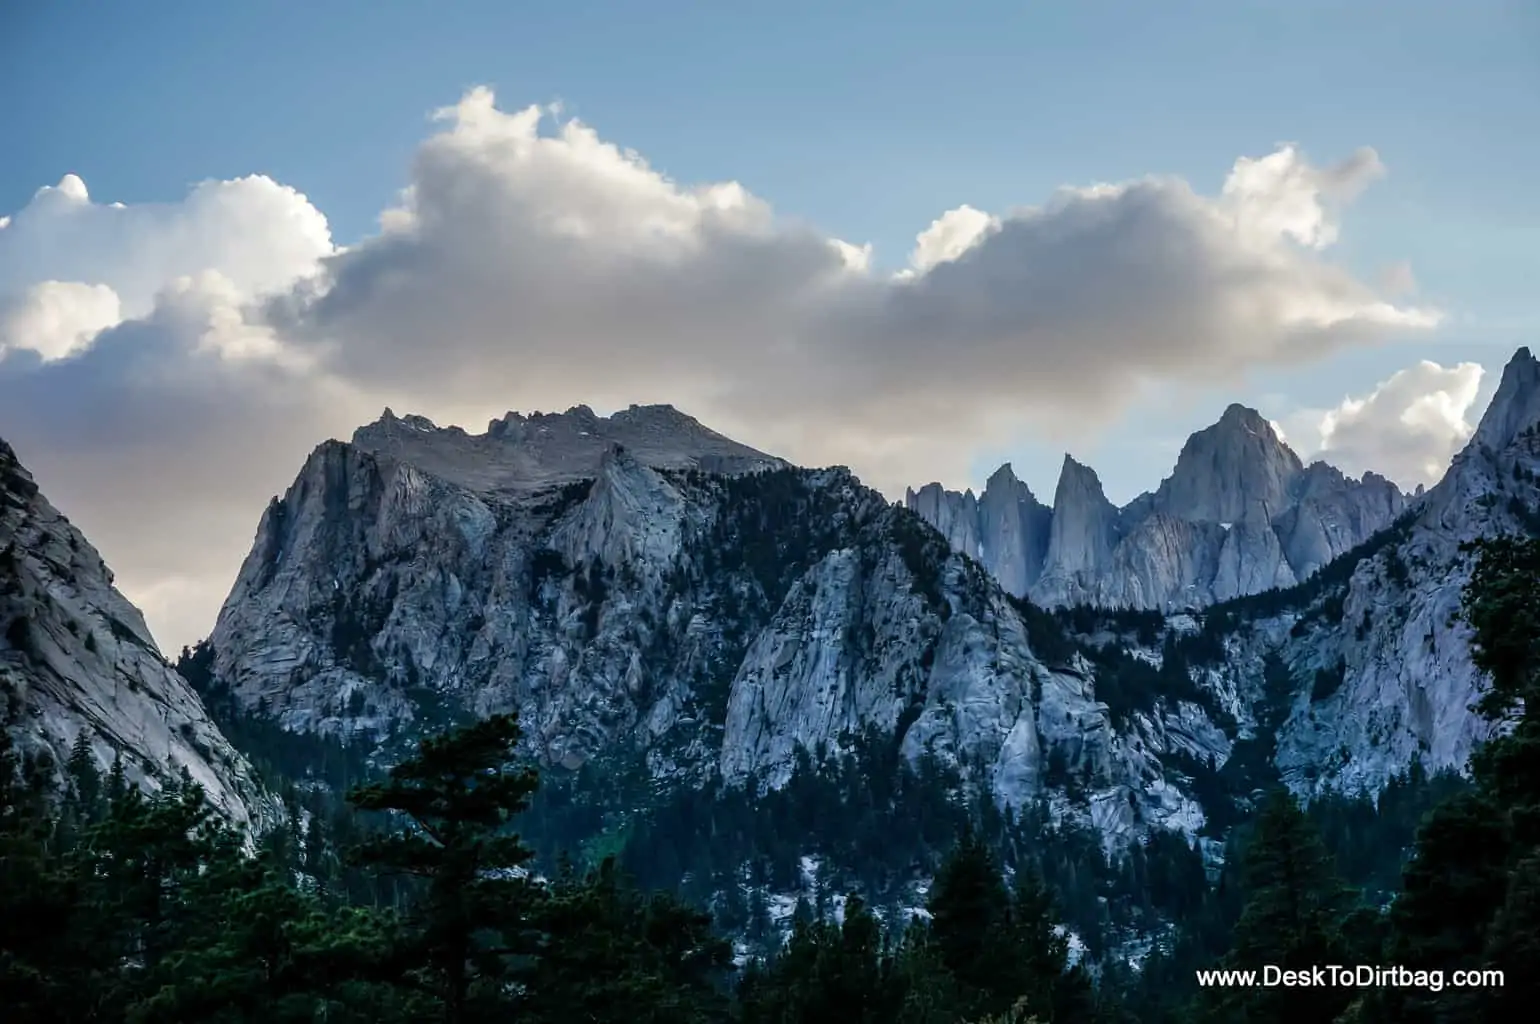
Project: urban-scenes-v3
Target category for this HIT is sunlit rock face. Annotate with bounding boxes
[0,438,275,833]
[210,404,1225,848]
[207,347,1540,852]
[911,404,1406,611]
[1267,347,1540,795]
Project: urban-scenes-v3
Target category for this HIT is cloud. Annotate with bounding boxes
[1283,361,1485,488]
[275,90,1436,469]
[0,281,122,361]
[0,172,331,333]
[904,205,1000,275]
[0,176,365,652]
[1218,143,1383,250]
[0,86,1441,649]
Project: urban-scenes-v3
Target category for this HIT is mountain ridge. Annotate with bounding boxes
[909,402,1408,610]
[348,402,786,495]
[0,437,276,833]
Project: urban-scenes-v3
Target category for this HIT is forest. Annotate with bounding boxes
[2,533,1537,1022]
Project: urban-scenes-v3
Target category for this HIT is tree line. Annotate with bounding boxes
[0,710,1113,1021]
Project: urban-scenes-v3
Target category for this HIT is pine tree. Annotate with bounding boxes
[739,892,900,1024]
[1197,789,1356,1024]
[927,827,1009,1004]
[522,855,731,1023]
[0,729,80,1020]
[346,711,544,1023]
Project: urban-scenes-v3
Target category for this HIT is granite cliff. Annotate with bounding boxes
[0,438,274,832]
[908,404,1406,609]
[208,405,1230,848]
[201,348,1540,859]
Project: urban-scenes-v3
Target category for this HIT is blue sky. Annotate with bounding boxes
[2,0,1537,644]
[8,1,1535,322]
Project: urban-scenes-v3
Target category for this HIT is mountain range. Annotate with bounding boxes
[907,404,1407,611]
[3,347,1539,869]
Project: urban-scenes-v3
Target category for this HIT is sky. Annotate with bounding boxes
[1,0,1537,651]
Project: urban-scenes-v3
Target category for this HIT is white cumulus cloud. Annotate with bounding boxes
[1284,361,1486,488]
[905,204,1000,274]
[0,87,1445,649]
[0,171,333,324]
[0,280,122,361]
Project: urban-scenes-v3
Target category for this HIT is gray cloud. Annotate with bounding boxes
[0,87,1441,648]
[0,279,372,652]
[278,92,1434,475]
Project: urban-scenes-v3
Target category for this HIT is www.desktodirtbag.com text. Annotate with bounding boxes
[1196,966,1504,992]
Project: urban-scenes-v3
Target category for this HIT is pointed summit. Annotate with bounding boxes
[986,462,1020,488]
[1219,402,1269,427]
[976,462,1051,594]
[1472,346,1540,451]
[1040,454,1119,580]
[1153,403,1303,523]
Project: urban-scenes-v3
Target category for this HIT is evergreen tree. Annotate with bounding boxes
[0,730,82,1021]
[927,828,1009,1006]
[889,918,964,1024]
[346,711,544,1023]
[921,830,1096,1022]
[522,854,731,1023]
[739,893,901,1023]
[1196,789,1357,1024]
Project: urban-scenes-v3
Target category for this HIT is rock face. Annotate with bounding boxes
[1153,404,1302,524]
[350,403,785,494]
[0,438,273,832]
[1263,346,1540,794]
[1034,457,1122,602]
[211,407,1228,847]
[904,463,1052,596]
[909,406,1406,610]
[204,346,1540,853]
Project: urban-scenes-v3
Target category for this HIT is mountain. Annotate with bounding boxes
[1245,346,1540,795]
[909,404,1406,609]
[0,438,273,832]
[351,403,786,493]
[209,404,1233,851]
[905,463,1053,596]
[203,348,1540,858]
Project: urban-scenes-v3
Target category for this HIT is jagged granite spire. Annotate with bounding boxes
[1032,455,1121,605]
[1472,346,1540,451]
[1153,403,1303,524]
[904,482,983,564]
[909,404,1404,610]
[977,463,1054,595]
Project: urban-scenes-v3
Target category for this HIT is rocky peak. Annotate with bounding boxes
[975,462,1052,595]
[1052,454,1111,510]
[1039,454,1120,582]
[349,403,785,495]
[985,462,1021,491]
[912,404,1405,610]
[1153,403,1303,524]
[1,436,273,833]
[903,483,983,565]
[1472,346,1540,452]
